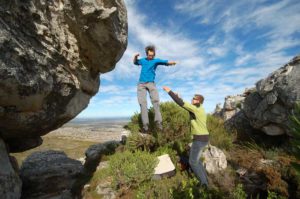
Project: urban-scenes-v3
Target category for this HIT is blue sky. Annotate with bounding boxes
[77,0,300,118]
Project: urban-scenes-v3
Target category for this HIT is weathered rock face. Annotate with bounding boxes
[0,0,127,151]
[0,138,22,199]
[242,55,300,136]
[223,55,300,136]
[20,150,83,199]
[72,141,119,197]
[19,141,119,199]
[214,94,246,121]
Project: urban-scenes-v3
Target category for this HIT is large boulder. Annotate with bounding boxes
[20,150,83,199]
[0,138,22,199]
[0,0,127,151]
[203,145,227,174]
[19,141,119,199]
[243,55,300,136]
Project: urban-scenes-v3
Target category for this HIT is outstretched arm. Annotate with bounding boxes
[163,86,184,106]
[156,59,176,66]
[163,86,198,113]
[133,53,140,65]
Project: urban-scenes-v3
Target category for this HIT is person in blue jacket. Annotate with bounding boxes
[133,45,176,133]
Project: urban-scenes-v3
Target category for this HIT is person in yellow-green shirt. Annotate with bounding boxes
[163,86,209,186]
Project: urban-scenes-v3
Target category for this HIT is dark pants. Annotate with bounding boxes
[189,140,209,185]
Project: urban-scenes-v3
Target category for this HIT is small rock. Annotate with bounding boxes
[97,161,109,170]
[96,178,116,199]
[236,168,247,176]
[77,157,86,165]
[153,154,176,180]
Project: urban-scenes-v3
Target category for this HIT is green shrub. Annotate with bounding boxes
[289,102,300,174]
[125,131,156,152]
[108,150,158,190]
[126,103,236,151]
[136,173,222,199]
[232,184,247,199]
[207,115,235,150]
[136,177,180,199]
[267,190,286,199]
[125,102,191,149]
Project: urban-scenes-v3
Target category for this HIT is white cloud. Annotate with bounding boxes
[235,54,252,66]
[207,47,228,57]
[176,0,300,86]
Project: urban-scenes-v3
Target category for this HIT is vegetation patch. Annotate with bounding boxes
[84,102,300,198]
[108,150,158,191]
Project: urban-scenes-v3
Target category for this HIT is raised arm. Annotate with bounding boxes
[163,86,198,113]
[163,86,184,106]
[133,53,140,65]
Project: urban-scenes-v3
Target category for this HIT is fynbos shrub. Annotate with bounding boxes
[108,150,158,190]
[289,102,300,174]
[207,115,235,150]
[126,102,190,148]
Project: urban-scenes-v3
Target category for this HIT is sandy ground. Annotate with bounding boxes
[13,120,130,164]
[46,119,129,142]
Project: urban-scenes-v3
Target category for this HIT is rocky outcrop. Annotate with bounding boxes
[20,141,119,199]
[0,0,127,151]
[0,0,127,197]
[0,138,22,199]
[20,150,83,199]
[223,55,300,136]
[71,141,119,197]
[242,55,300,135]
[213,94,247,121]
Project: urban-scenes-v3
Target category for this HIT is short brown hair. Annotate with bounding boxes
[145,45,156,56]
[194,94,204,104]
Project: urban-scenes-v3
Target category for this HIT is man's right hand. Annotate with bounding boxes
[162,86,171,93]
[133,53,140,65]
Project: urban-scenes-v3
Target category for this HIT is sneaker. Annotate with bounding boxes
[140,127,149,134]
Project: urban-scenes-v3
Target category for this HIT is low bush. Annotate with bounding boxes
[126,102,235,152]
[136,172,223,199]
[289,102,300,174]
[108,150,158,190]
[207,115,235,150]
[125,102,191,150]
[125,131,156,152]
[267,190,287,199]
[232,184,247,199]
